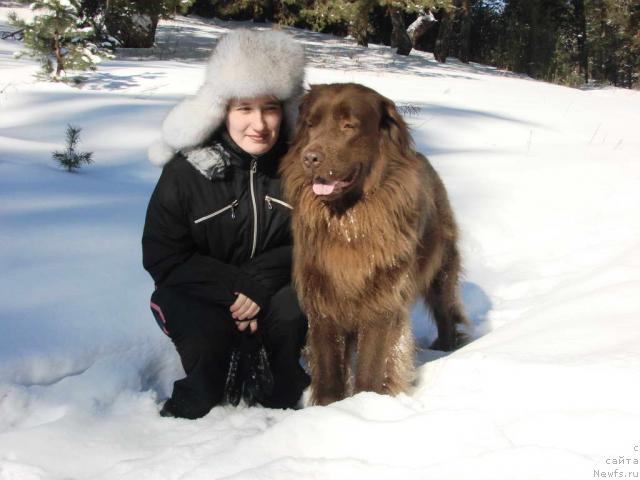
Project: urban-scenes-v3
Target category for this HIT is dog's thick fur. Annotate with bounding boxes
[280,83,468,406]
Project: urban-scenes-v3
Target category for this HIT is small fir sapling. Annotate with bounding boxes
[52,125,93,172]
[8,0,113,81]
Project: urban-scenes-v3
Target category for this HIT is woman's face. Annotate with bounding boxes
[225,96,283,156]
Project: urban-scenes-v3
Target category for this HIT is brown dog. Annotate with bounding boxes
[280,83,468,406]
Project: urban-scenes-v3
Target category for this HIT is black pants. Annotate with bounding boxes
[150,284,310,418]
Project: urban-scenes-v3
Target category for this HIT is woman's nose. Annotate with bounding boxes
[250,110,267,131]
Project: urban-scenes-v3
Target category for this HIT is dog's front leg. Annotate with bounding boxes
[307,317,348,406]
[355,315,414,396]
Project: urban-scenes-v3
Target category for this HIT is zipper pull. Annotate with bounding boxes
[265,196,273,210]
[250,159,257,173]
[231,199,238,219]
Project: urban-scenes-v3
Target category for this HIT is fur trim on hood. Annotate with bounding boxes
[149,29,306,167]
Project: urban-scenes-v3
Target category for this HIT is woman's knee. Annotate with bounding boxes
[150,285,235,340]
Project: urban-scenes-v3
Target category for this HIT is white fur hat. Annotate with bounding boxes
[148,29,306,166]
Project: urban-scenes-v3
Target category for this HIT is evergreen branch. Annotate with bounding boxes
[52,151,66,161]
[1,28,25,40]
[78,151,93,164]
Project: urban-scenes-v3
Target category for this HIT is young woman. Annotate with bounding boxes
[143,29,308,419]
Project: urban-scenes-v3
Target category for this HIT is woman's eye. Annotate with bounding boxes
[342,123,355,129]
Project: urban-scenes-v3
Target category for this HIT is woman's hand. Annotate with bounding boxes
[230,292,260,333]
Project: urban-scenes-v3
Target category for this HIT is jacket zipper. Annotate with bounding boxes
[193,199,239,224]
[265,195,293,210]
[249,159,258,259]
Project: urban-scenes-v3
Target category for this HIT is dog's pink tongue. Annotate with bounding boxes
[313,181,337,196]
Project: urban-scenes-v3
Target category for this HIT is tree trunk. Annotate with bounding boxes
[407,11,437,47]
[54,31,64,75]
[106,11,159,48]
[524,0,538,76]
[572,0,589,83]
[434,8,454,63]
[252,0,274,23]
[350,0,374,47]
[459,0,471,63]
[389,6,412,55]
[599,1,607,83]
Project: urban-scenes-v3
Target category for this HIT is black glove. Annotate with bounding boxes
[223,330,274,407]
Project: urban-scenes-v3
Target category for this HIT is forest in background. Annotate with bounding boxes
[5,0,640,88]
[204,0,639,88]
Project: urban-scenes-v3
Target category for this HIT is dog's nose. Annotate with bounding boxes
[303,150,323,169]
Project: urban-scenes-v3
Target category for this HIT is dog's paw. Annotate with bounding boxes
[429,331,469,352]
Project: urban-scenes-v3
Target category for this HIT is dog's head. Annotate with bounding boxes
[286,83,412,208]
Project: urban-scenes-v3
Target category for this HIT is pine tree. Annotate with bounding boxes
[298,0,374,46]
[103,0,196,48]
[8,0,112,80]
[298,0,451,51]
[52,125,93,172]
[572,0,589,83]
[388,0,453,56]
[434,1,456,62]
[458,0,472,62]
[467,0,504,67]
[389,5,412,55]
[586,0,640,88]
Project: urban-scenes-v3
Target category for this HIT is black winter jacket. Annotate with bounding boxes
[142,132,294,310]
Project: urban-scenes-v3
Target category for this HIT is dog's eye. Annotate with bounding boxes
[341,122,356,130]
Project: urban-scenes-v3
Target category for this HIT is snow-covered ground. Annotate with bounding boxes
[2,7,640,480]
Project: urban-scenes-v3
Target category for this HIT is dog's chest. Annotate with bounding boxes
[324,210,365,244]
[304,216,415,300]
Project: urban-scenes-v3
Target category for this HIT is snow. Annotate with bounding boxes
[2,9,640,480]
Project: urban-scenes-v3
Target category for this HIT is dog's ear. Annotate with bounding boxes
[380,97,412,154]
